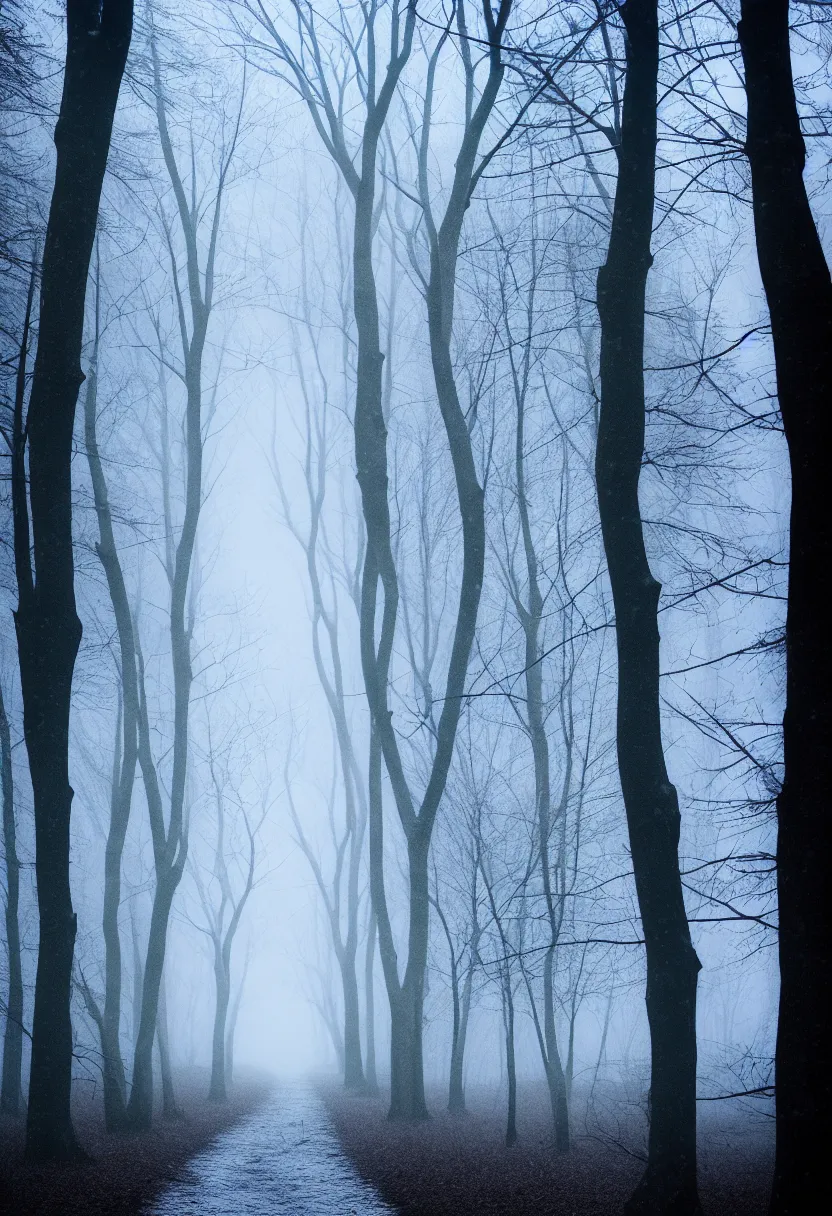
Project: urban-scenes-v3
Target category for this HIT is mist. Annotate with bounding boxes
[1,2,828,1214]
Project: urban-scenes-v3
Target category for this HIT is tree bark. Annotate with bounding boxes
[594,1,701,1210]
[156,965,181,1120]
[364,909,379,1093]
[209,951,231,1102]
[128,865,181,1126]
[12,0,132,1161]
[449,943,475,1114]
[0,677,24,1117]
[736,4,832,1212]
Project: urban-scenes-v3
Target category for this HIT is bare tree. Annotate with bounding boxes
[191,717,266,1101]
[360,0,512,1120]
[11,0,132,1160]
[272,196,369,1089]
[125,25,243,1129]
[594,2,701,1210]
[736,4,832,1210]
[239,0,421,1110]
[0,668,23,1116]
[0,259,36,1121]
[81,252,138,1131]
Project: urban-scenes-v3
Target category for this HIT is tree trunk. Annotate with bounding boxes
[594,1,701,1211]
[129,902,143,1052]
[99,704,128,1131]
[156,965,181,1120]
[387,834,430,1119]
[341,952,364,1090]
[13,0,132,1162]
[1,678,24,1117]
[388,977,428,1121]
[364,909,378,1093]
[209,951,230,1102]
[128,875,177,1128]
[449,949,474,1114]
[543,946,570,1151]
[2,261,35,1120]
[737,5,832,1212]
[503,981,517,1147]
[447,947,463,1114]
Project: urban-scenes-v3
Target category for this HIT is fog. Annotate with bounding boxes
[2,1,824,1211]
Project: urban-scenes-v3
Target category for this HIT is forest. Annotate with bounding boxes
[0,2,829,1214]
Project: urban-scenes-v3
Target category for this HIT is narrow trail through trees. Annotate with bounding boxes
[146,1083,392,1216]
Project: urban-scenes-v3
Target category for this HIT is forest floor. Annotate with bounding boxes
[324,1081,774,1216]
[0,1067,273,1216]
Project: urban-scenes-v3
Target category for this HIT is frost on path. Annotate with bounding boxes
[146,1083,393,1215]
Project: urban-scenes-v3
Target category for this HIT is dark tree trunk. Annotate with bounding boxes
[2,263,36,1121]
[737,5,832,1212]
[594,1,701,1211]
[1,678,24,1117]
[12,0,132,1161]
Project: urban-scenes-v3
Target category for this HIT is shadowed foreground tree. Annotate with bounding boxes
[737,3,832,1212]
[0,671,24,1117]
[594,0,701,1211]
[11,0,132,1161]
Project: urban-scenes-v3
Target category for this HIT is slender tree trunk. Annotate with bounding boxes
[543,946,569,1151]
[566,997,578,1106]
[589,983,614,1104]
[128,873,177,1127]
[156,966,181,1120]
[341,953,363,1090]
[447,947,463,1113]
[13,0,132,1161]
[737,5,832,1212]
[503,980,517,1147]
[209,949,230,1102]
[364,910,378,1093]
[594,1,701,1210]
[387,835,430,1119]
[1,678,24,1117]
[98,701,128,1130]
[129,902,143,1053]
[449,951,474,1114]
[223,967,243,1094]
[2,265,35,1120]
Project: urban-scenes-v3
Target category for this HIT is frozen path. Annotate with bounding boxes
[146,1082,393,1215]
